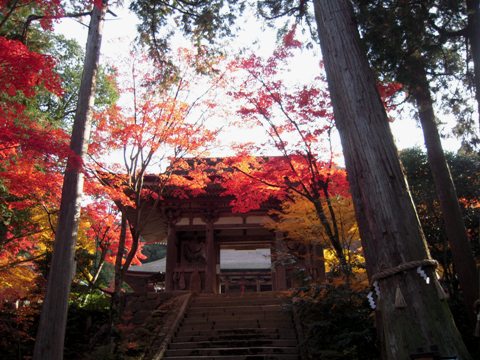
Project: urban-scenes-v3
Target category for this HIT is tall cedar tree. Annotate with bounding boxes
[467,0,480,132]
[400,148,480,298]
[355,0,478,326]
[33,2,108,359]
[312,1,470,358]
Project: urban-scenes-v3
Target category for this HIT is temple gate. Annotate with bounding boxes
[125,163,326,293]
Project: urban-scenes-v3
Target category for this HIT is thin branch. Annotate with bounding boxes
[0,252,47,271]
[0,0,21,30]
[258,4,302,21]
[21,11,92,42]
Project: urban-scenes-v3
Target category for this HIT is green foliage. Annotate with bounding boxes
[140,243,166,263]
[130,0,319,77]
[400,147,480,293]
[130,0,246,73]
[293,284,378,360]
[355,1,465,82]
[354,0,478,148]
[37,34,119,128]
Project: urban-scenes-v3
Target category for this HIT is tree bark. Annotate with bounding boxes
[33,4,107,360]
[409,61,478,326]
[111,210,127,318]
[312,199,349,273]
[467,0,480,131]
[312,1,471,359]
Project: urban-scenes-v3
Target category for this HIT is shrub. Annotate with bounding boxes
[292,284,378,359]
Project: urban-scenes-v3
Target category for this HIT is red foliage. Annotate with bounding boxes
[0,34,67,303]
[282,26,302,49]
[84,202,146,266]
[0,0,64,30]
[221,27,401,216]
[0,1,104,31]
[90,49,220,207]
[377,81,403,111]
[0,36,62,99]
[220,156,349,213]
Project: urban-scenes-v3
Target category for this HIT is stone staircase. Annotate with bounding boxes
[162,292,300,360]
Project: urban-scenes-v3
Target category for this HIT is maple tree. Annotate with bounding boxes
[0,0,64,34]
[220,28,399,275]
[0,0,106,42]
[0,31,67,302]
[265,193,364,277]
[1,2,176,356]
[0,7,117,308]
[90,48,220,314]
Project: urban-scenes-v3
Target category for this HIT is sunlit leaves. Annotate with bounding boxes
[0,36,61,99]
[265,193,364,274]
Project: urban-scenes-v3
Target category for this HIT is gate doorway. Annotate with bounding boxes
[218,246,273,294]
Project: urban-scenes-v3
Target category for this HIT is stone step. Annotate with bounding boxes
[164,293,298,360]
[176,328,297,338]
[188,305,285,314]
[165,346,299,357]
[169,339,298,349]
[195,292,286,298]
[188,306,286,314]
[182,316,292,325]
[163,355,299,360]
[192,298,285,307]
[173,331,297,343]
[184,313,291,322]
[179,321,293,332]
[192,295,288,305]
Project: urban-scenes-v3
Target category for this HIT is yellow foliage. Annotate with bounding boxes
[0,261,37,302]
[264,193,365,274]
[0,206,97,302]
[29,207,95,254]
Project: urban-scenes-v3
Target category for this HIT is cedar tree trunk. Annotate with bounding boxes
[467,0,480,131]
[409,59,478,325]
[33,4,107,360]
[312,1,471,359]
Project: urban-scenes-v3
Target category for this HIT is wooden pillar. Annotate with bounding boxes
[205,220,217,293]
[165,222,177,291]
[274,231,287,290]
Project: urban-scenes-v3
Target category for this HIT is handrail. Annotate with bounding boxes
[150,292,193,360]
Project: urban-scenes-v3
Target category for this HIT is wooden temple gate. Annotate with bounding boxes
[125,166,326,294]
[162,200,325,294]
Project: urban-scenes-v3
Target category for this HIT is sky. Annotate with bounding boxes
[54,2,465,166]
